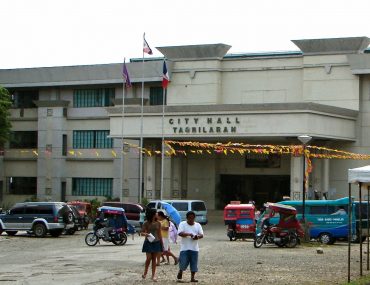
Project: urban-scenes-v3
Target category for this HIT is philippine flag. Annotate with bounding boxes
[162,61,169,89]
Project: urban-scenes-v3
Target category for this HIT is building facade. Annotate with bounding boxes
[1,37,370,209]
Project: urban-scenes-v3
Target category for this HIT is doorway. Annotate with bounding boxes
[217,175,290,209]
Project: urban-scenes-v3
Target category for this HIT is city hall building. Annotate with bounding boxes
[1,37,370,210]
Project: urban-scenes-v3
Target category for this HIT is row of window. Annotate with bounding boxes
[9,130,113,149]
[10,87,164,108]
[6,177,113,197]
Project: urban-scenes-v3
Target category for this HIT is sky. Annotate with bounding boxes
[1,0,369,69]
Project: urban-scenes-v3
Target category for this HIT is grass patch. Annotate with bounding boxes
[345,273,370,285]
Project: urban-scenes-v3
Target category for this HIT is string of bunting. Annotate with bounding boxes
[1,140,370,161]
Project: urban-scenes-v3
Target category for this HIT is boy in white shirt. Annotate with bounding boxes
[177,211,204,283]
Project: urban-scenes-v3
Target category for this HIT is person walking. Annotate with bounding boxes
[156,211,178,265]
[141,208,163,282]
[176,211,204,283]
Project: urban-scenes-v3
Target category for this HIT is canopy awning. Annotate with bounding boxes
[348,165,370,183]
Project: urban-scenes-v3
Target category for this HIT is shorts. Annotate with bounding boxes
[162,238,169,252]
[142,239,163,253]
[178,250,199,272]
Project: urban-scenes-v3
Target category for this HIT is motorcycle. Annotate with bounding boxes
[254,203,304,248]
[254,224,299,248]
[85,206,128,246]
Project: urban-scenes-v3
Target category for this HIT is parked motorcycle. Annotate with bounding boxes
[254,224,299,248]
[254,203,304,248]
[85,206,128,246]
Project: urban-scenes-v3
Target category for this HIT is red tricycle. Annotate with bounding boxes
[254,203,304,248]
[224,202,256,241]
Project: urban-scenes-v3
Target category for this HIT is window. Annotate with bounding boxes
[73,130,112,149]
[356,203,370,219]
[72,178,113,196]
[240,210,251,218]
[10,207,24,215]
[7,177,37,195]
[12,90,38,108]
[309,206,329,215]
[25,206,53,215]
[172,202,188,211]
[149,87,164,105]
[62,134,67,156]
[245,153,281,168]
[192,202,206,211]
[73,88,115,107]
[9,131,38,148]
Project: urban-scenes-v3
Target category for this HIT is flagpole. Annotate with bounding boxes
[160,60,169,201]
[160,87,166,201]
[139,33,145,204]
[121,59,126,203]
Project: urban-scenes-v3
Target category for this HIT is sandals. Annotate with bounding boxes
[174,258,179,265]
[151,277,158,282]
[141,274,146,279]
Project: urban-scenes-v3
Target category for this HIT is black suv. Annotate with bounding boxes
[0,202,74,237]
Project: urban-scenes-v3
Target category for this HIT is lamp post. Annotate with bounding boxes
[298,135,312,241]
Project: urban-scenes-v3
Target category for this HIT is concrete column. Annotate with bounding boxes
[144,155,156,200]
[311,159,322,199]
[37,106,67,201]
[181,157,188,198]
[322,159,330,199]
[171,157,182,199]
[162,155,172,199]
[290,156,303,200]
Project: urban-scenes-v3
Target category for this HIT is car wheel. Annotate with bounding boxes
[6,231,18,236]
[0,225,3,235]
[34,223,47,238]
[319,233,333,245]
[63,211,74,224]
[50,229,63,237]
[85,232,98,246]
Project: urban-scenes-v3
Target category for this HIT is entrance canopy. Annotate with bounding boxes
[348,165,370,183]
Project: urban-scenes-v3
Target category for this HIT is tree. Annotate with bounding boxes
[0,86,12,146]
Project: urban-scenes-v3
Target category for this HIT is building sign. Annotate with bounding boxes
[169,116,240,134]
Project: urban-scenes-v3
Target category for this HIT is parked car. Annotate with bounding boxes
[146,200,208,225]
[102,202,145,228]
[67,201,91,229]
[0,202,75,237]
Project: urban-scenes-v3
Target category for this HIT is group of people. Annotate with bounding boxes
[141,208,204,282]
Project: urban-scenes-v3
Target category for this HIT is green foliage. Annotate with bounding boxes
[104,196,120,202]
[85,198,101,218]
[0,86,12,145]
[345,273,370,285]
[141,196,149,206]
[24,196,39,202]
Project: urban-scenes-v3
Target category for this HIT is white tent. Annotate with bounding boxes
[347,164,370,281]
[348,165,370,183]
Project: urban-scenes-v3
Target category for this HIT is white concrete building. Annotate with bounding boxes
[1,37,370,209]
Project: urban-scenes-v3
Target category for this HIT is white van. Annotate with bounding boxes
[146,200,208,225]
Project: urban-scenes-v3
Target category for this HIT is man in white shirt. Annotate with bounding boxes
[177,211,204,283]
